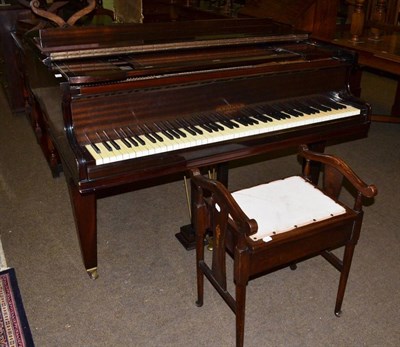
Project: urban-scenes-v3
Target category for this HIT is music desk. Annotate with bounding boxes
[331,32,400,123]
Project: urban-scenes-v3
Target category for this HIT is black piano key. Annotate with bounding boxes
[236,111,259,125]
[241,107,262,121]
[198,123,214,132]
[167,126,183,139]
[319,96,346,110]
[114,129,132,148]
[85,133,102,153]
[153,123,174,140]
[162,121,181,139]
[143,124,164,142]
[91,143,101,154]
[258,105,284,120]
[250,111,273,122]
[213,114,236,129]
[101,130,120,150]
[269,104,292,119]
[163,129,175,140]
[102,141,113,151]
[205,114,225,131]
[110,139,121,150]
[128,137,139,146]
[201,123,214,132]
[145,133,157,143]
[127,127,146,145]
[281,105,303,117]
[214,111,241,128]
[168,120,187,138]
[166,120,187,137]
[222,115,241,127]
[119,128,139,148]
[285,102,306,116]
[138,125,157,143]
[234,116,251,126]
[290,102,309,115]
[176,119,197,136]
[272,103,296,117]
[307,99,331,112]
[248,116,259,124]
[120,137,132,148]
[293,100,319,114]
[118,128,137,147]
[95,132,112,151]
[199,115,220,132]
[320,100,340,110]
[184,119,203,135]
[258,105,286,120]
[152,131,164,142]
[195,116,214,133]
[134,134,146,145]
[184,126,197,136]
[125,134,139,147]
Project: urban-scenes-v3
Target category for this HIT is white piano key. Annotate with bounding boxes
[85,144,104,165]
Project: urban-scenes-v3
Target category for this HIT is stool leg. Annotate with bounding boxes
[196,229,205,307]
[235,282,247,347]
[335,243,356,316]
[196,264,204,307]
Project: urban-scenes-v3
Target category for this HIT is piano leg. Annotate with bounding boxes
[67,178,98,279]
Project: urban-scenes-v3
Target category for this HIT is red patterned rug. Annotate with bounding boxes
[0,268,34,347]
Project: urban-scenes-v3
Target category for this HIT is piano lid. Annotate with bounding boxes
[33,18,309,61]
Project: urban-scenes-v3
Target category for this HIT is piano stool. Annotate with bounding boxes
[190,144,377,347]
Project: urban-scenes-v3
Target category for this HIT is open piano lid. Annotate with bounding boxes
[33,18,309,60]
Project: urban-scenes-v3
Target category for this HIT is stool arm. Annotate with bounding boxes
[190,169,259,238]
[299,145,378,199]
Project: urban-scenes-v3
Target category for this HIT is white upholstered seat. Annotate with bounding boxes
[231,176,346,242]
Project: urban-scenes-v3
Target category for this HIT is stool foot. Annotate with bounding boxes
[335,310,342,317]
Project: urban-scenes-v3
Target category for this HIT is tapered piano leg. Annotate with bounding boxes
[67,178,98,279]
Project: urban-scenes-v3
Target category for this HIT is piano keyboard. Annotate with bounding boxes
[84,95,362,165]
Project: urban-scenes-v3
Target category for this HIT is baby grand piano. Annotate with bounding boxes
[22,17,371,279]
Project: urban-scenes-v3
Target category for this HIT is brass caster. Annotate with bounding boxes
[87,267,99,280]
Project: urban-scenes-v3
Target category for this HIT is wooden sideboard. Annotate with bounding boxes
[331,32,400,122]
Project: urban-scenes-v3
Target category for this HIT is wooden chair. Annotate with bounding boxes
[190,145,377,347]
